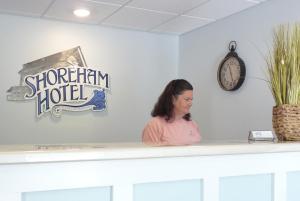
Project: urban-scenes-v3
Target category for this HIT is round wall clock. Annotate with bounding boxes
[217,41,246,91]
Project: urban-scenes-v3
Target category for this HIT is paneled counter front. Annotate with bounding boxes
[1,142,300,201]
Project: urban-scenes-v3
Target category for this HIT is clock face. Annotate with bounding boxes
[218,56,245,91]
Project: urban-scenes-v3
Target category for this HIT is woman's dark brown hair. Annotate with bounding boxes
[151,79,193,121]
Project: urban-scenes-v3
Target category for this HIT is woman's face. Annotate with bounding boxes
[172,90,193,118]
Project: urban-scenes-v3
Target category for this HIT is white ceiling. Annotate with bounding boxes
[0,0,268,35]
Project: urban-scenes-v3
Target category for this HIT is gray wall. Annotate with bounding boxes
[179,0,300,140]
[1,0,299,144]
[0,14,178,144]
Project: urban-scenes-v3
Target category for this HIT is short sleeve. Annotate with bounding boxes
[142,118,163,145]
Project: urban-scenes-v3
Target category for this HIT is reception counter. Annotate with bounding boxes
[1,142,300,201]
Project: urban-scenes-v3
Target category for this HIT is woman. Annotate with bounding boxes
[142,79,201,146]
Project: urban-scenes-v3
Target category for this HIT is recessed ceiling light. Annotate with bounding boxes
[73,9,90,17]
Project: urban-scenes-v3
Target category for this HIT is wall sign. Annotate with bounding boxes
[7,46,110,118]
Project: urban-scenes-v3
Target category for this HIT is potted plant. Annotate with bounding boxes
[266,24,300,141]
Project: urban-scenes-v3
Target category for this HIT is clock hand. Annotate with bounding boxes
[228,66,234,82]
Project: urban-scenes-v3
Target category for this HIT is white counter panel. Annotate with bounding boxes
[0,141,300,164]
[0,142,299,201]
[23,187,111,201]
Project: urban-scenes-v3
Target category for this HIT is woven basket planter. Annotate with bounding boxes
[273,104,300,141]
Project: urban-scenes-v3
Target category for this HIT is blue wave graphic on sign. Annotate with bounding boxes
[52,89,106,117]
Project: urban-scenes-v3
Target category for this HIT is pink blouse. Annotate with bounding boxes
[142,116,201,146]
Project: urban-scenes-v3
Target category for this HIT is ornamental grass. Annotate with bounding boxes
[266,24,300,106]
